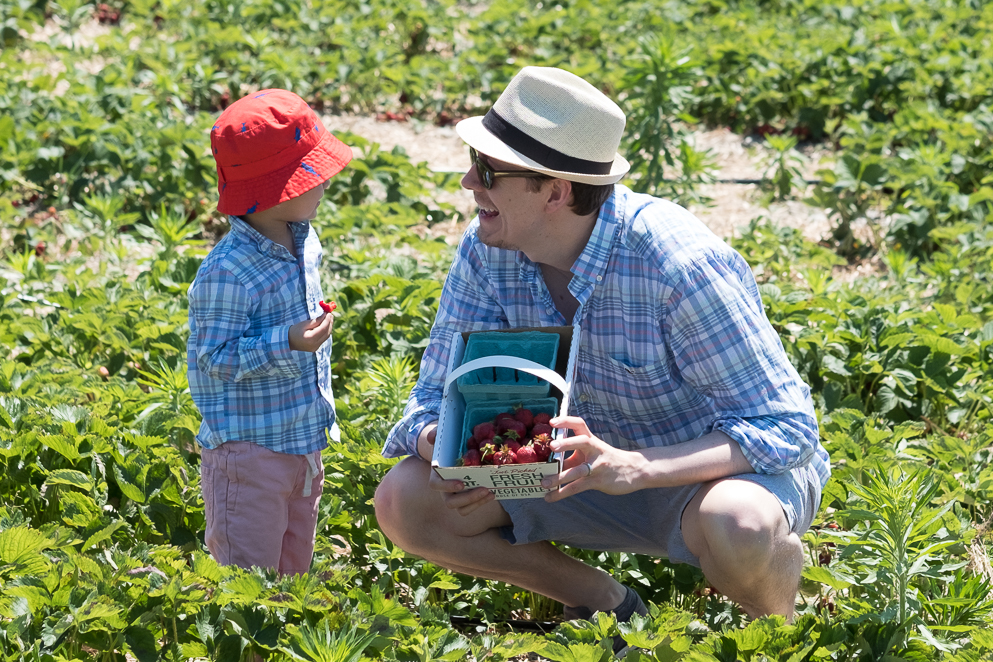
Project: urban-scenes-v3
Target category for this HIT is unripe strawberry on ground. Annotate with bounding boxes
[462,449,481,466]
[532,412,552,425]
[515,445,538,464]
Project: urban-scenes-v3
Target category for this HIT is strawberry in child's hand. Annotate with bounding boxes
[319,300,337,313]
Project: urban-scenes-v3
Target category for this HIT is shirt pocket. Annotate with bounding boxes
[597,351,673,419]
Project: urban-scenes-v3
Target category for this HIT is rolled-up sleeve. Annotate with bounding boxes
[189,267,300,382]
[666,253,819,475]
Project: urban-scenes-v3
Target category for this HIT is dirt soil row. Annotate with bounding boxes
[327,113,833,243]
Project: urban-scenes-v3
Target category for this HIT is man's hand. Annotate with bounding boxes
[288,313,333,352]
[417,422,496,516]
[541,415,647,502]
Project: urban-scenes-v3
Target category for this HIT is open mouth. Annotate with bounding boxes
[478,205,498,219]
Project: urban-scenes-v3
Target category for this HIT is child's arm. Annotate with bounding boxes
[189,267,306,382]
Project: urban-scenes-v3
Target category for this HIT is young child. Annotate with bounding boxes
[187,89,353,576]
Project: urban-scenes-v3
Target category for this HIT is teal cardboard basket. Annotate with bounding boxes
[456,331,560,401]
[460,398,559,455]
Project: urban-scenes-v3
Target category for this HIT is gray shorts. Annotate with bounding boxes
[499,463,822,567]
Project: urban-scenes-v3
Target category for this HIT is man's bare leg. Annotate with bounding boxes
[681,479,804,619]
[374,457,627,611]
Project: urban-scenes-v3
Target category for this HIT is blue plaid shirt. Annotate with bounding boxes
[384,185,829,487]
[187,216,338,454]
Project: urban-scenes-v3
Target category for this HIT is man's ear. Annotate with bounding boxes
[544,178,573,214]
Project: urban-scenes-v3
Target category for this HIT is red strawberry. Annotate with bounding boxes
[479,437,499,455]
[504,439,522,453]
[495,412,516,426]
[479,444,497,465]
[533,412,552,425]
[531,433,552,461]
[462,449,481,466]
[498,419,527,439]
[319,300,337,313]
[514,408,534,428]
[515,445,538,464]
[531,423,553,437]
[465,436,479,450]
[492,446,517,465]
[473,421,496,440]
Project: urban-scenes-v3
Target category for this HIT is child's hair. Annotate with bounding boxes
[209,89,352,217]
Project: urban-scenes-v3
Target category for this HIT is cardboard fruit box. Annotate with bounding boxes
[432,325,579,500]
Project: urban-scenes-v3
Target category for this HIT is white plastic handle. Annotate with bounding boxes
[444,355,569,398]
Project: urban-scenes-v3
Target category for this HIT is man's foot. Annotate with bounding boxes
[562,585,648,654]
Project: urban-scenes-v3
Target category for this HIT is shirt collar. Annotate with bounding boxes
[515,186,624,299]
[570,187,622,289]
[228,215,307,262]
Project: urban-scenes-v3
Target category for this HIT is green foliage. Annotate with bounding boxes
[2,0,993,659]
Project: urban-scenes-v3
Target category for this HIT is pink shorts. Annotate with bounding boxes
[200,442,324,576]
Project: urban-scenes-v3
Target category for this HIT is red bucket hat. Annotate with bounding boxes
[210,89,353,216]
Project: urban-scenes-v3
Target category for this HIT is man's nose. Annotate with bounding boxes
[461,164,482,191]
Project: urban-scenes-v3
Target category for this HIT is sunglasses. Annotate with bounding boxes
[470,147,547,189]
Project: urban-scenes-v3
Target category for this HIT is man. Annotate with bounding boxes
[375,66,828,626]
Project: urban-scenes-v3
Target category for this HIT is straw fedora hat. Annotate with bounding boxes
[456,67,629,185]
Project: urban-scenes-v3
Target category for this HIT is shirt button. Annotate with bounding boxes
[545,307,554,315]
[579,393,590,403]
[596,275,602,282]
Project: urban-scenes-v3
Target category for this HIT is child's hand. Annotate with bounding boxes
[288,313,333,352]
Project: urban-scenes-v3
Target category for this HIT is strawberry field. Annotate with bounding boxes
[2,0,993,659]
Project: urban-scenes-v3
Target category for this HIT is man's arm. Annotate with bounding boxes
[666,253,821,475]
[382,225,508,459]
[542,250,821,500]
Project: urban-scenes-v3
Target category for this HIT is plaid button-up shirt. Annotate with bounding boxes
[383,185,829,487]
[187,216,337,454]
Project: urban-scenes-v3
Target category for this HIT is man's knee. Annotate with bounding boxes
[374,457,426,546]
[684,479,789,564]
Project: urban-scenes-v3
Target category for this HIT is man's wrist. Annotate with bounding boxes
[415,422,438,461]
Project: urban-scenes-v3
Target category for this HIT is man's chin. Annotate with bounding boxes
[476,232,517,252]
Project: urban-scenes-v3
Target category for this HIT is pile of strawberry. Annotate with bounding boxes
[461,408,555,466]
